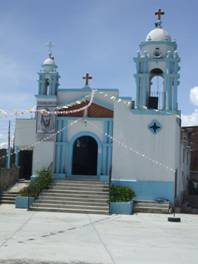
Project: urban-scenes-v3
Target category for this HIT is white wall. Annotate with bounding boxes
[32,141,55,174]
[112,102,180,183]
[15,119,36,148]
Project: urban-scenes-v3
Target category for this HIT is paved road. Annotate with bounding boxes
[0,205,198,264]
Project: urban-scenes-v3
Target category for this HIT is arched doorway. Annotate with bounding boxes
[72,136,98,175]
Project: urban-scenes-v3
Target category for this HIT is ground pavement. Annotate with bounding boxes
[0,205,198,264]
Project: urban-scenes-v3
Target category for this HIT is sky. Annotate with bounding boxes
[0,0,198,147]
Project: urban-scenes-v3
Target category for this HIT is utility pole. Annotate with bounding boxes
[7,120,11,169]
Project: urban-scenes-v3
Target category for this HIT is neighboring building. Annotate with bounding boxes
[0,149,7,168]
[15,11,185,203]
[182,126,198,195]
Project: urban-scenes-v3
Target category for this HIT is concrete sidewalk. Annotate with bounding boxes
[0,205,198,264]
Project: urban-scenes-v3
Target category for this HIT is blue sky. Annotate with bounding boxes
[0,0,198,146]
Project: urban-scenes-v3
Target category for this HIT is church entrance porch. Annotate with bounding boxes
[72,136,98,176]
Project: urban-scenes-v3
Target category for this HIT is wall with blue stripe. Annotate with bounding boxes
[112,180,174,203]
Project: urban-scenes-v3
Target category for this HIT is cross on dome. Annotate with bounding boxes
[155,9,165,20]
[154,8,165,28]
[83,73,92,86]
[47,41,54,57]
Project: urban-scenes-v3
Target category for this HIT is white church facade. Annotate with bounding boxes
[15,11,185,204]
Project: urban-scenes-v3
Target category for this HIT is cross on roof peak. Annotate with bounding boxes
[83,73,92,86]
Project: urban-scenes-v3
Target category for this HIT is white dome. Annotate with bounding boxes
[43,56,55,65]
[146,28,171,41]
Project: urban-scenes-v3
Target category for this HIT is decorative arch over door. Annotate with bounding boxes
[72,135,98,175]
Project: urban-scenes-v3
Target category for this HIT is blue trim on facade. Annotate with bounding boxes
[112,180,174,203]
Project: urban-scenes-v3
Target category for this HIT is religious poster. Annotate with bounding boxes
[36,107,56,134]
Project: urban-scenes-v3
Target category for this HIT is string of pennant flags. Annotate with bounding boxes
[0,89,95,118]
[0,88,180,118]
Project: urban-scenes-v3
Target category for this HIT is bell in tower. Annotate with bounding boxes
[134,9,180,112]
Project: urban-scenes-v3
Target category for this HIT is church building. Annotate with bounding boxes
[15,10,185,204]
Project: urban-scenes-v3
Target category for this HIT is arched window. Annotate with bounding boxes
[148,69,165,110]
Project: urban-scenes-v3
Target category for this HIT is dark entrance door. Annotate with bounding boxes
[72,136,98,175]
[19,150,33,179]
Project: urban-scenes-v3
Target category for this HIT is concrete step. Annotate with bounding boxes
[0,197,15,201]
[32,202,108,210]
[53,180,108,186]
[29,206,109,214]
[134,200,170,214]
[38,194,108,202]
[49,186,109,191]
[36,198,108,205]
[39,192,109,200]
[44,189,108,194]
[0,199,15,204]
[134,206,169,214]
[41,191,109,198]
[135,203,169,208]
[0,192,18,204]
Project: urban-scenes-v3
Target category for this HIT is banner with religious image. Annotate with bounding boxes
[36,107,56,133]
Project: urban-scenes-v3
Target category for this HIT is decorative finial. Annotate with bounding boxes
[83,73,92,86]
[46,41,54,58]
[154,9,165,28]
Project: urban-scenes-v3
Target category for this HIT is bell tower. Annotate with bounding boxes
[134,9,180,112]
[38,52,60,96]
[36,44,60,137]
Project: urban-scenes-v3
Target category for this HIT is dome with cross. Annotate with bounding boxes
[43,55,56,65]
[146,27,171,42]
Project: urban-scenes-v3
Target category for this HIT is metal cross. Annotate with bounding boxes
[155,9,165,21]
[47,41,54,55]
[83,73,92,86]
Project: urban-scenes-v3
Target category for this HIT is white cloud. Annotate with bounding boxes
[190,86,198,106]
[182,109,198,127]
[0,142,7,149]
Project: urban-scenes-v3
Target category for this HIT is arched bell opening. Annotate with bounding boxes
[148,68,165,110]
[44,79,50,95]
[72,135,98,176]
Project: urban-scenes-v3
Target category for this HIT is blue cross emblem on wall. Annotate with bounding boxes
[148,120,162,134]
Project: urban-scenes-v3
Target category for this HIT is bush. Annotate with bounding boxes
[110,185,135,202]
[19,169,52,198]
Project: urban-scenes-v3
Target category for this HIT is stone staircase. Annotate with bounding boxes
[29,180,110,214]
[0,179,30,205]
[134,200,170,214]
[0,192,18,204]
